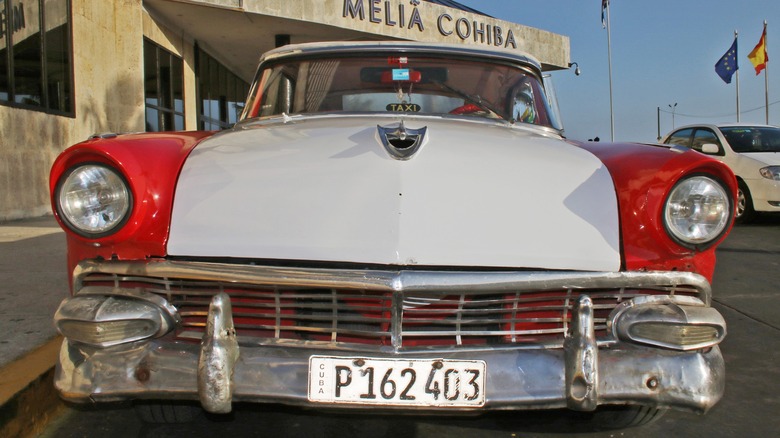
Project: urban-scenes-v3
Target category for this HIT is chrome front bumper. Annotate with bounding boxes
[55,292,726,414]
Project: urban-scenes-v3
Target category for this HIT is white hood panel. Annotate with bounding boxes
[741,152,780,166]
[168,117,621,271]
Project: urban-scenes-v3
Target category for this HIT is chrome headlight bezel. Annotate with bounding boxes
[663,174,733,250]
[55,163,133,238]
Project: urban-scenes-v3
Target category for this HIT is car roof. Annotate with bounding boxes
[257,41,542,72]
[671,123,779,131]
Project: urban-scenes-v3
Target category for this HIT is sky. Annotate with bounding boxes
[456,0,780,143]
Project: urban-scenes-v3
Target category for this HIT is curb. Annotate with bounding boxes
[0,337,65,438]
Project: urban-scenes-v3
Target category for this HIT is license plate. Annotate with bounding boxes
[308,356,486,407]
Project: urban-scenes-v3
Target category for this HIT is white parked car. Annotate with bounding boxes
[662,124,780,221]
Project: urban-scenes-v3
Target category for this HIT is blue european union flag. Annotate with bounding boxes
[715,38,738,84]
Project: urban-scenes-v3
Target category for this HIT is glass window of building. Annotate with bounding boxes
[196,46,249,130]
[144,38,184,132]
[0,0,73,114]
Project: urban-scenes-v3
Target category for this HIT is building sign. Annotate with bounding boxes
[342,0,518,49]
[0,2,27,36]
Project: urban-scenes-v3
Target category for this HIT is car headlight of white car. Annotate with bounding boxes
[55,164,132,237]
[759,166,780,181]
[664,175,732,248]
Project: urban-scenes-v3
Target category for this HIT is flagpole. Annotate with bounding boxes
[736,30,741,122]
[764,21,769,124]
[606,1,615,141]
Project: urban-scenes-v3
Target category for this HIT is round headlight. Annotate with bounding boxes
[664,176,732,247]
[57,164,132,237]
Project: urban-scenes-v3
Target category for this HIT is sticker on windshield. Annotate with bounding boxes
[388,57,409,65]
[392,69,410,81]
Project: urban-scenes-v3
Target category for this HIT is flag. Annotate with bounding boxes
[748,25,768,75]
[715,37,738,84]
[601,0,609,28]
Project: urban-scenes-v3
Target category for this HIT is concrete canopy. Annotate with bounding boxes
[143,0,570,82]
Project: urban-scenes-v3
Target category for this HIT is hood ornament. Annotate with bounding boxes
[377,120,428,160]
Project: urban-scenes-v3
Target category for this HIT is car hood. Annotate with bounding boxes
[740,152,780,166]
[167,116,621,271]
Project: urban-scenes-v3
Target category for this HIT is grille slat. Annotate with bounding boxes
[79,269,705,349]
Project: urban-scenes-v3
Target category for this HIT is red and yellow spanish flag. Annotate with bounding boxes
[748,25,768,75]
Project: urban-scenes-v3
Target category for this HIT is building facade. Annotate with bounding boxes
[0,0,569,221]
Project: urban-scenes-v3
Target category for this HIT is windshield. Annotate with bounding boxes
[241,54,559,129]
[721,126,780,153]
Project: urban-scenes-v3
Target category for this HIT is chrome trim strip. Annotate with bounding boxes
[258,42,543,72]
[73,260,712,304]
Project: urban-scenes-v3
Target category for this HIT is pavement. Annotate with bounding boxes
[0,215,66,369]
[0,215,67,438]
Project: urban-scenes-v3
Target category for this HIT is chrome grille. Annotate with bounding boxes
[76,261,708,350]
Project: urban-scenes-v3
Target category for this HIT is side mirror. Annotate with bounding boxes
[700,143,720,154]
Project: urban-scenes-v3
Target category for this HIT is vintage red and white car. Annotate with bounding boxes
[51,42,735,427]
